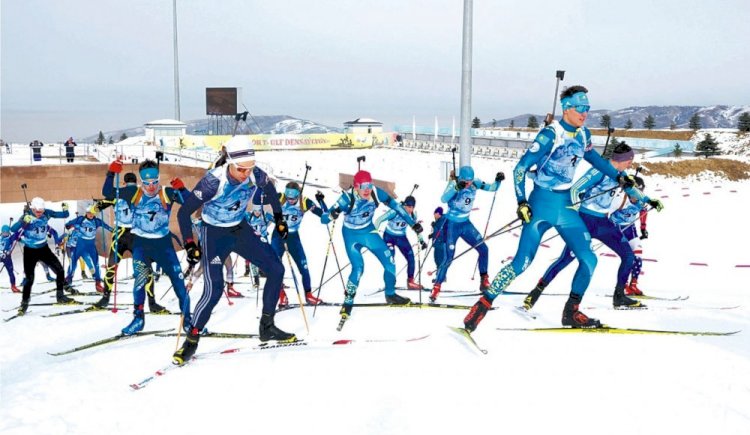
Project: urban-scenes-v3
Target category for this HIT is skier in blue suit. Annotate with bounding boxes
[464,85,640,331]
[374,195,427,290]
[64,205,112,292]
[522,143,664,313]
[429,166,503,301]
[322,170,423,319]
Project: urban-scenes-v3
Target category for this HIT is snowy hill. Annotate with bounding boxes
[488,105,750,129]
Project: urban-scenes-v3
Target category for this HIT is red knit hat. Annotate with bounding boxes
[353,170,372,187]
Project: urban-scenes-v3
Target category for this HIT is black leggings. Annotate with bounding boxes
[22,246,65,300]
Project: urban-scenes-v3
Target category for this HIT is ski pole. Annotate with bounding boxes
[285,247,309,333]
[300,163,311,196]
[471,187,499,280]
[545,70,565,126]
[426,218,521,276]
[357,155,366,171]
[112,171,120,313]
[313,219,337,318]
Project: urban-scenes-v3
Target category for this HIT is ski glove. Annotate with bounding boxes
[23,214,34,224]
[640,229,649,240]
[648,199,664,212]
[330,208,341,221]
[412,223,423,234]
[61,202,69,212]
[320,214,331,225]
[108,160,123,174]
[315,191,325,203]
[420,240,428,250]
[456,180,469,190]
[496,172,505,182]
[0,251,6,260]
[274,213,289,240]
[170,177,186,190]
[617,174,636,189]
[517,201,533,224]
[183,239,202,265]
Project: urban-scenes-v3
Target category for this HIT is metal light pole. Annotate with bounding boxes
[459,0,473,168]
[173,0,181,120]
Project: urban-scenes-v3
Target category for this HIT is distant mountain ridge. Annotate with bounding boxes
[485,105,750,129]
[82,115,341,142]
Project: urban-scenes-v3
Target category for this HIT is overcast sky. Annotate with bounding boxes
[2,0,749,142]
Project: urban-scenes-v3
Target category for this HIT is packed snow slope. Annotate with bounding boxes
[1,148,748,435]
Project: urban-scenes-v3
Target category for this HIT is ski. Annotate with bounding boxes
[280,301,491,312]
[512,305,538,320]
[332,334,430,345]
[448,326,488,354]
[155,331,259,339]
[603,294,689,301]
[42,305,132,317]
[585,305,739,312]
[4,311,27,322]
[130,338,306,391]
[495,326,741,336]
[48,329,174,356]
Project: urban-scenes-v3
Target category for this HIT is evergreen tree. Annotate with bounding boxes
[97,131,105,145]
[119,132,128,141]
[472,117,481,128]
[491,119,497,128]
[672,143,683,158]
[624,118,633,129]
[689,113,702,130]
[600,114,612,128]
[108,136,114,145]
[527,116,539,129]
[737,112,750,132]
[509,120,515,128]
[643,114,656,130]
[695,133,720,158]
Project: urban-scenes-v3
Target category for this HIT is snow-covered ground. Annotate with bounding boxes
[1,148,748,435]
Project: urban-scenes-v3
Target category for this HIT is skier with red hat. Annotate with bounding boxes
[322,170,424,321]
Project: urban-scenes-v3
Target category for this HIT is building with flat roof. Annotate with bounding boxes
[344,118,383,134]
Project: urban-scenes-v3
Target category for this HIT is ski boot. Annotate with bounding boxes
[244,264,251,277]
[148,298,170,314]
[173,328,200,365]
[46,273,55,282]
[121,309,145,335]
[625,280,643,296]
[304,291,323,305]
[613,285,644,309]
[226,283,242,298]
[11,284,21,293]
[464,296,492,332]
[95,280,105,293]
[479,273,491,291]
[18,298,30,316]
[429,283,441,302]
[92,292,110,310]
[523,279,548,310]
[64,282,80,295]
[253,274,260,289]
[385,292,410,305]
[259,313,296,342]
[56,293,77,305]
[406,278,422,290]
[562,294,601,328]
[81,270,89,280]
[278,289,289,309]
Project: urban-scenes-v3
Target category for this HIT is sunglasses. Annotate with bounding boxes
[142,179,160,187]
[358,182,373,190]
[573,105,590,114]
[234,163,255,173]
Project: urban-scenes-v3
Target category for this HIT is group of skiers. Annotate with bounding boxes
[2,84,663,364]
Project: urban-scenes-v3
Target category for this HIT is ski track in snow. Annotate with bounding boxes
[1,148,749,435]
